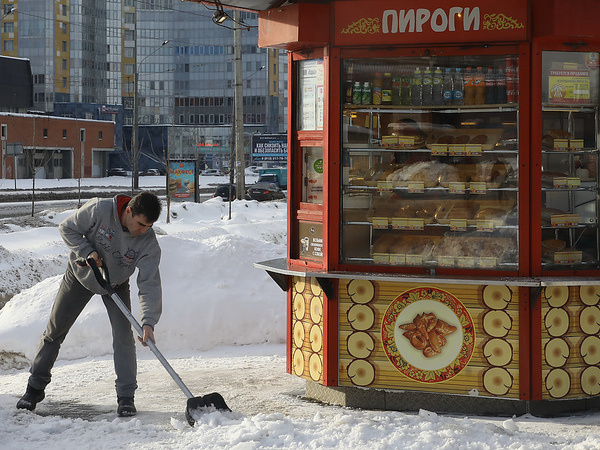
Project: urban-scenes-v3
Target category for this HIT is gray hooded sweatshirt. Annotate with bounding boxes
[59,195,162,328]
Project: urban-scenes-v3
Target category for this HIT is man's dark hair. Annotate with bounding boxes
[129,191,162,223]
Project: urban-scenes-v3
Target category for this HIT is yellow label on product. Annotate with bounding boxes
[554,251,582,264]
[567,177,581,188]
[550,214,579,227]
[438,256,455,267]
[449,144,466,156]
[397,136,415,147]
[372,217,389,229]
[408,182,425,193]
[570,139,584,150]
[391,218,408,229]
[407,218,425,230]
[390,253,406,265]
[431,144,448,156]
[457,256,476,268]
[554,139,569,151]
[377,181,393,192]
[373,253,390,264]
[553,177,568,188]
[448,182,466,194]
[381,136,398,147]
[477,220,494,232]
[480,257,498,268]
[406,254,423,266]
[466,144,482,156]
[450,219,467,231]
[470,182,487,194]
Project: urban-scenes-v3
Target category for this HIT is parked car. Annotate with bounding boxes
[201,169,224,176]
[141,168,160,176]
[246,182,285,201]
[107,167,128,177]
[212,184,236,200]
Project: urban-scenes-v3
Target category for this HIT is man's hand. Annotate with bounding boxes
[87,251,102,267]
[138,325,155,347]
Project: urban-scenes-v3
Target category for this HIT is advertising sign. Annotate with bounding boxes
[252,134,287,162]
[168,160,197,202]
[333,0,528,46]
[298,59,325,131]
[549,69,591,104]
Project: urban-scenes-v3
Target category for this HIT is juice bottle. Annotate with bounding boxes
[463,67,474,105]
[453,68,464,105]
[372,72,383,105]
[496,67,507,104]
[432,67,443,105]
[422,67,433,105]
[412,68,423,106]
[485,67,496,104]
[382,72,392,105]
[344,65,354,104]
[401,72,412,105]
[442,67,454,105]
[473,67,485,105]
[391,73,401,105]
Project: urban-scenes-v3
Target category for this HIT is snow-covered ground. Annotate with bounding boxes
[1,177,600,449]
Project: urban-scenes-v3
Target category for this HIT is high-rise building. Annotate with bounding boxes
[0,0,287,175]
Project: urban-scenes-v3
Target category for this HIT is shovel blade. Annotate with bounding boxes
[185,393,231,426]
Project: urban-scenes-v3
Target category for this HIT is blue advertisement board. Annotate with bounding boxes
[168,160,197,202]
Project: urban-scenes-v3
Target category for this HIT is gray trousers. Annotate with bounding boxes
[28,266,138,398]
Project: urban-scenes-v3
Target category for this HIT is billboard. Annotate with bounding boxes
[252,134,287,162]
[168,160,197,202]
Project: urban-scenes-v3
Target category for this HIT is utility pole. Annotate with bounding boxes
[234,9,245,198]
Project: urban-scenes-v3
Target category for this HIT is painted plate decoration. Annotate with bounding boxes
[381,286,475,383]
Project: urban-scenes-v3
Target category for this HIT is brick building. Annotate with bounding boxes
[0,113,115,179]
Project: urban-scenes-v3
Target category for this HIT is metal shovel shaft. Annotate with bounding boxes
[107,291,195,400]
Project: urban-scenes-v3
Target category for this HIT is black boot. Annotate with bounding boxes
[16,384,45,411]
[117,396,136,417]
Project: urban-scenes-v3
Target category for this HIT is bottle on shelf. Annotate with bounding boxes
[412,67,423,106]
[453,68,464,105]
[401,72,412,106]
[432,67,443,105]
[473,67,485,105]
[352,81,362,105]
[464,67,474,105]
[485,67,496,104]
[382,72,393,105]
[496,67,507,104]
[391,73,401,105]
[372,72,383,105]
[361,80,372,105]
[442,67,454,105]
[506,57,517,103]
[422,67,433,105]
[344,66,354,104]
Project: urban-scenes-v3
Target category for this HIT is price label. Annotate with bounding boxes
[449,144,466,156]
[438,256,455,267]
[408,182,425,193]
[406,254,423,266]
[477,220,494,232]
[466,144,482,156]
[457,256,476,268]
[431,144,448,156]
[567,177,581,188]
[397,136,415,147]
[470,182,487,194]
[480,257,498,268]
[372,217,389,229]
[373,253,390,264]
[450,219,467,231]
[448,182,466,194]
[390,254,406,265]
[391,218,408,229]
[377,181,393,192]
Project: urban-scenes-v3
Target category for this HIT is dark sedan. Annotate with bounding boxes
[212,184,236,200]
[246,182,285,201]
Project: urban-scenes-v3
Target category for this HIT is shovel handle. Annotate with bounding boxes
[81,257,195,400]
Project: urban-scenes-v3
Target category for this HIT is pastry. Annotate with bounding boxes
[470,134,488,145]
[453,135,471,144]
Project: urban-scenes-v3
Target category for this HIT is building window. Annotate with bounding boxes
[62,129,67,139]
[3,22,14,33]
[124,47,134,58]
[124,30,134,41]
[125,64,134,75]
[3,4,14,15]
[98,131,103,140]
[62,77,67,88]
[61,22,67,34]
[124,13,135,23]
[43,129,48,138]
[62,59,67,70]
[62,41,67,52]
[3,40,14,51]
[61,4,67,16]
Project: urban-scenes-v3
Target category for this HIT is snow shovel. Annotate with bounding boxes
[82,257,231,425]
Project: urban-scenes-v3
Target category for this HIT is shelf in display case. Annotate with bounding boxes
[343,104,519,113]
[542,104,598,112]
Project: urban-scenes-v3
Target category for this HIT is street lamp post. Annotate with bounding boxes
[132,39,168,191]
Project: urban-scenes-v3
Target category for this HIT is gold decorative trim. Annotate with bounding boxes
[483,14,524,31]
[341,18,380,35]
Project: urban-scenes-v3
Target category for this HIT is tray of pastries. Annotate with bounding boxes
[426,128,504,151]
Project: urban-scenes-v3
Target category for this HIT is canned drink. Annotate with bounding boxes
[352,81,362,105]
[362,81,373,105]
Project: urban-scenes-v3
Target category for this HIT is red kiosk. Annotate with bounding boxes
[250,0,600,415]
